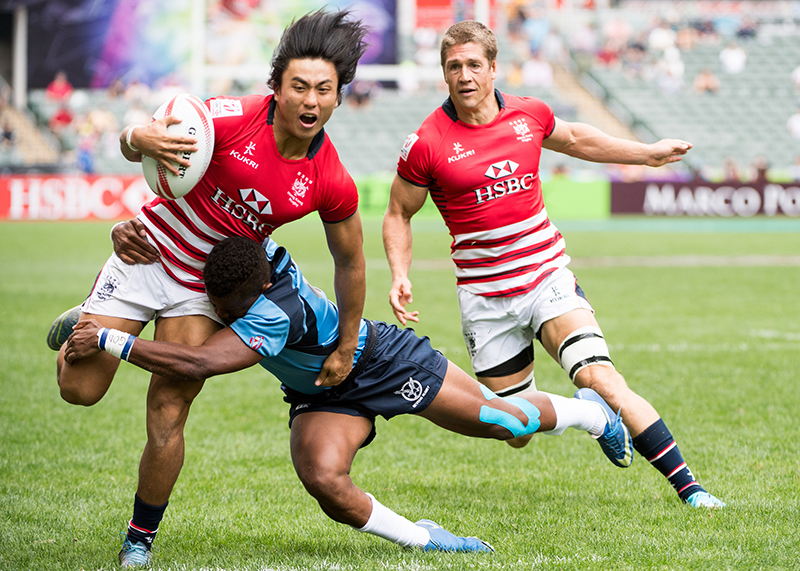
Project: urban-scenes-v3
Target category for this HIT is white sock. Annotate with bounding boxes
[542,393,607,437]
[354,493,430,548]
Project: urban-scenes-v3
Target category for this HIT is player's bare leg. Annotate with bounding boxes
[290,411,374,526]
[477,362,536,448]
[422,360,632,466]
[540,308,725,508]
[289,410,493,552]
[56,313,145,405]
[121,315,220,561]
[539,308,658,434]
[426,361,556,437]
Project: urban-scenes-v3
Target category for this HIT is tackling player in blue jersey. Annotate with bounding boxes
[65,236,632,557]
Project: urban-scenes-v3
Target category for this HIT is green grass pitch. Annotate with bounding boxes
[1,216,799,570]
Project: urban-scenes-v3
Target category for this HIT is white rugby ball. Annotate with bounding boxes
[141,93,214,200]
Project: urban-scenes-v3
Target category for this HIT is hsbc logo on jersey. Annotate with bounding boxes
[484,160,519,179]
[210,188,276,236]
[239,188,272,214]
[473,159,535,204]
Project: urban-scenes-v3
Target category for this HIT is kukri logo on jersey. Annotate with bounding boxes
[473,159,535,204]
[447,141,475,163]
[230,141,259,169]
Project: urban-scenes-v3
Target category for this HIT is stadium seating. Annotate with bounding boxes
[586,32,800,176]
[6,14,800,181]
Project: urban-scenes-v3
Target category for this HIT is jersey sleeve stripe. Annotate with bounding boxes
[396,171,431,188]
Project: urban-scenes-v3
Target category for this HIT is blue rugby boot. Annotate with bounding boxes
[119,536,152,567]
[46,305,81,350]
[416,519,494,553]
[686,490,726,509]
[575,388,634,468]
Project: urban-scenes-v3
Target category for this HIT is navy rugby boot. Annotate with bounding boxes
[46,305,81,350]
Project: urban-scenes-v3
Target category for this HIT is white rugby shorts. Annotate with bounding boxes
[80,253,222,324]
[457,266,594,374]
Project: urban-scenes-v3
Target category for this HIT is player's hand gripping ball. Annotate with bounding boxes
[142,93,214,199]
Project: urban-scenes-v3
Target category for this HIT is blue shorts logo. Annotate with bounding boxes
[395,377,429,408]
[95,276,120,302]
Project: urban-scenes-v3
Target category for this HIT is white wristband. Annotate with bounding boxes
[97,328,136,361]
[125,125,140,152]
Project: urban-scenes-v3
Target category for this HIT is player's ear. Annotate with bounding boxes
[261,281,273,293]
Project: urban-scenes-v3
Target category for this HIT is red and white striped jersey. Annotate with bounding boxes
[396,90,568,297]
[138,94,358,292]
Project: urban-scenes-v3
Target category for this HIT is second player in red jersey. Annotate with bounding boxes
[384,20,724,510]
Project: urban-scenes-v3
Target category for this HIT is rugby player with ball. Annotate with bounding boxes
[51,9,370,567]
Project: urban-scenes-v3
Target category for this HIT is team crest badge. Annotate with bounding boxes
[288,172,312,207]
[95,276,120,302]
[510,118,533,142]
[396,377,424,401]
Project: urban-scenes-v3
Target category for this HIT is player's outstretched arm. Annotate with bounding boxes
[119,116,197,176]
[65,319,261,381]
[542,118,691,167]
[111,219,160,265]
[383,174,428,325]
[318,212,366,388]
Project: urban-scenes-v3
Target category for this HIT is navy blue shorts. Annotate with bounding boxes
[282,321,448,446]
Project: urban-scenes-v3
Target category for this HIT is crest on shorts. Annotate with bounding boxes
[396,377,427,405]
[95,276,120,302]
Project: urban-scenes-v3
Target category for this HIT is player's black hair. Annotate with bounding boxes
[268,8,369,105]
[204,236,271,299]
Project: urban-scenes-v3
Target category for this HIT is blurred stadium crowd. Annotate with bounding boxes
[2,0,800,183]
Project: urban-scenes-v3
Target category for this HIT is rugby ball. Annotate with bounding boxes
[141,93,214,200]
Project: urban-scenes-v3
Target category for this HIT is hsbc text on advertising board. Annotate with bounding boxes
[0,175,153,220]
[611,181,800,217]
